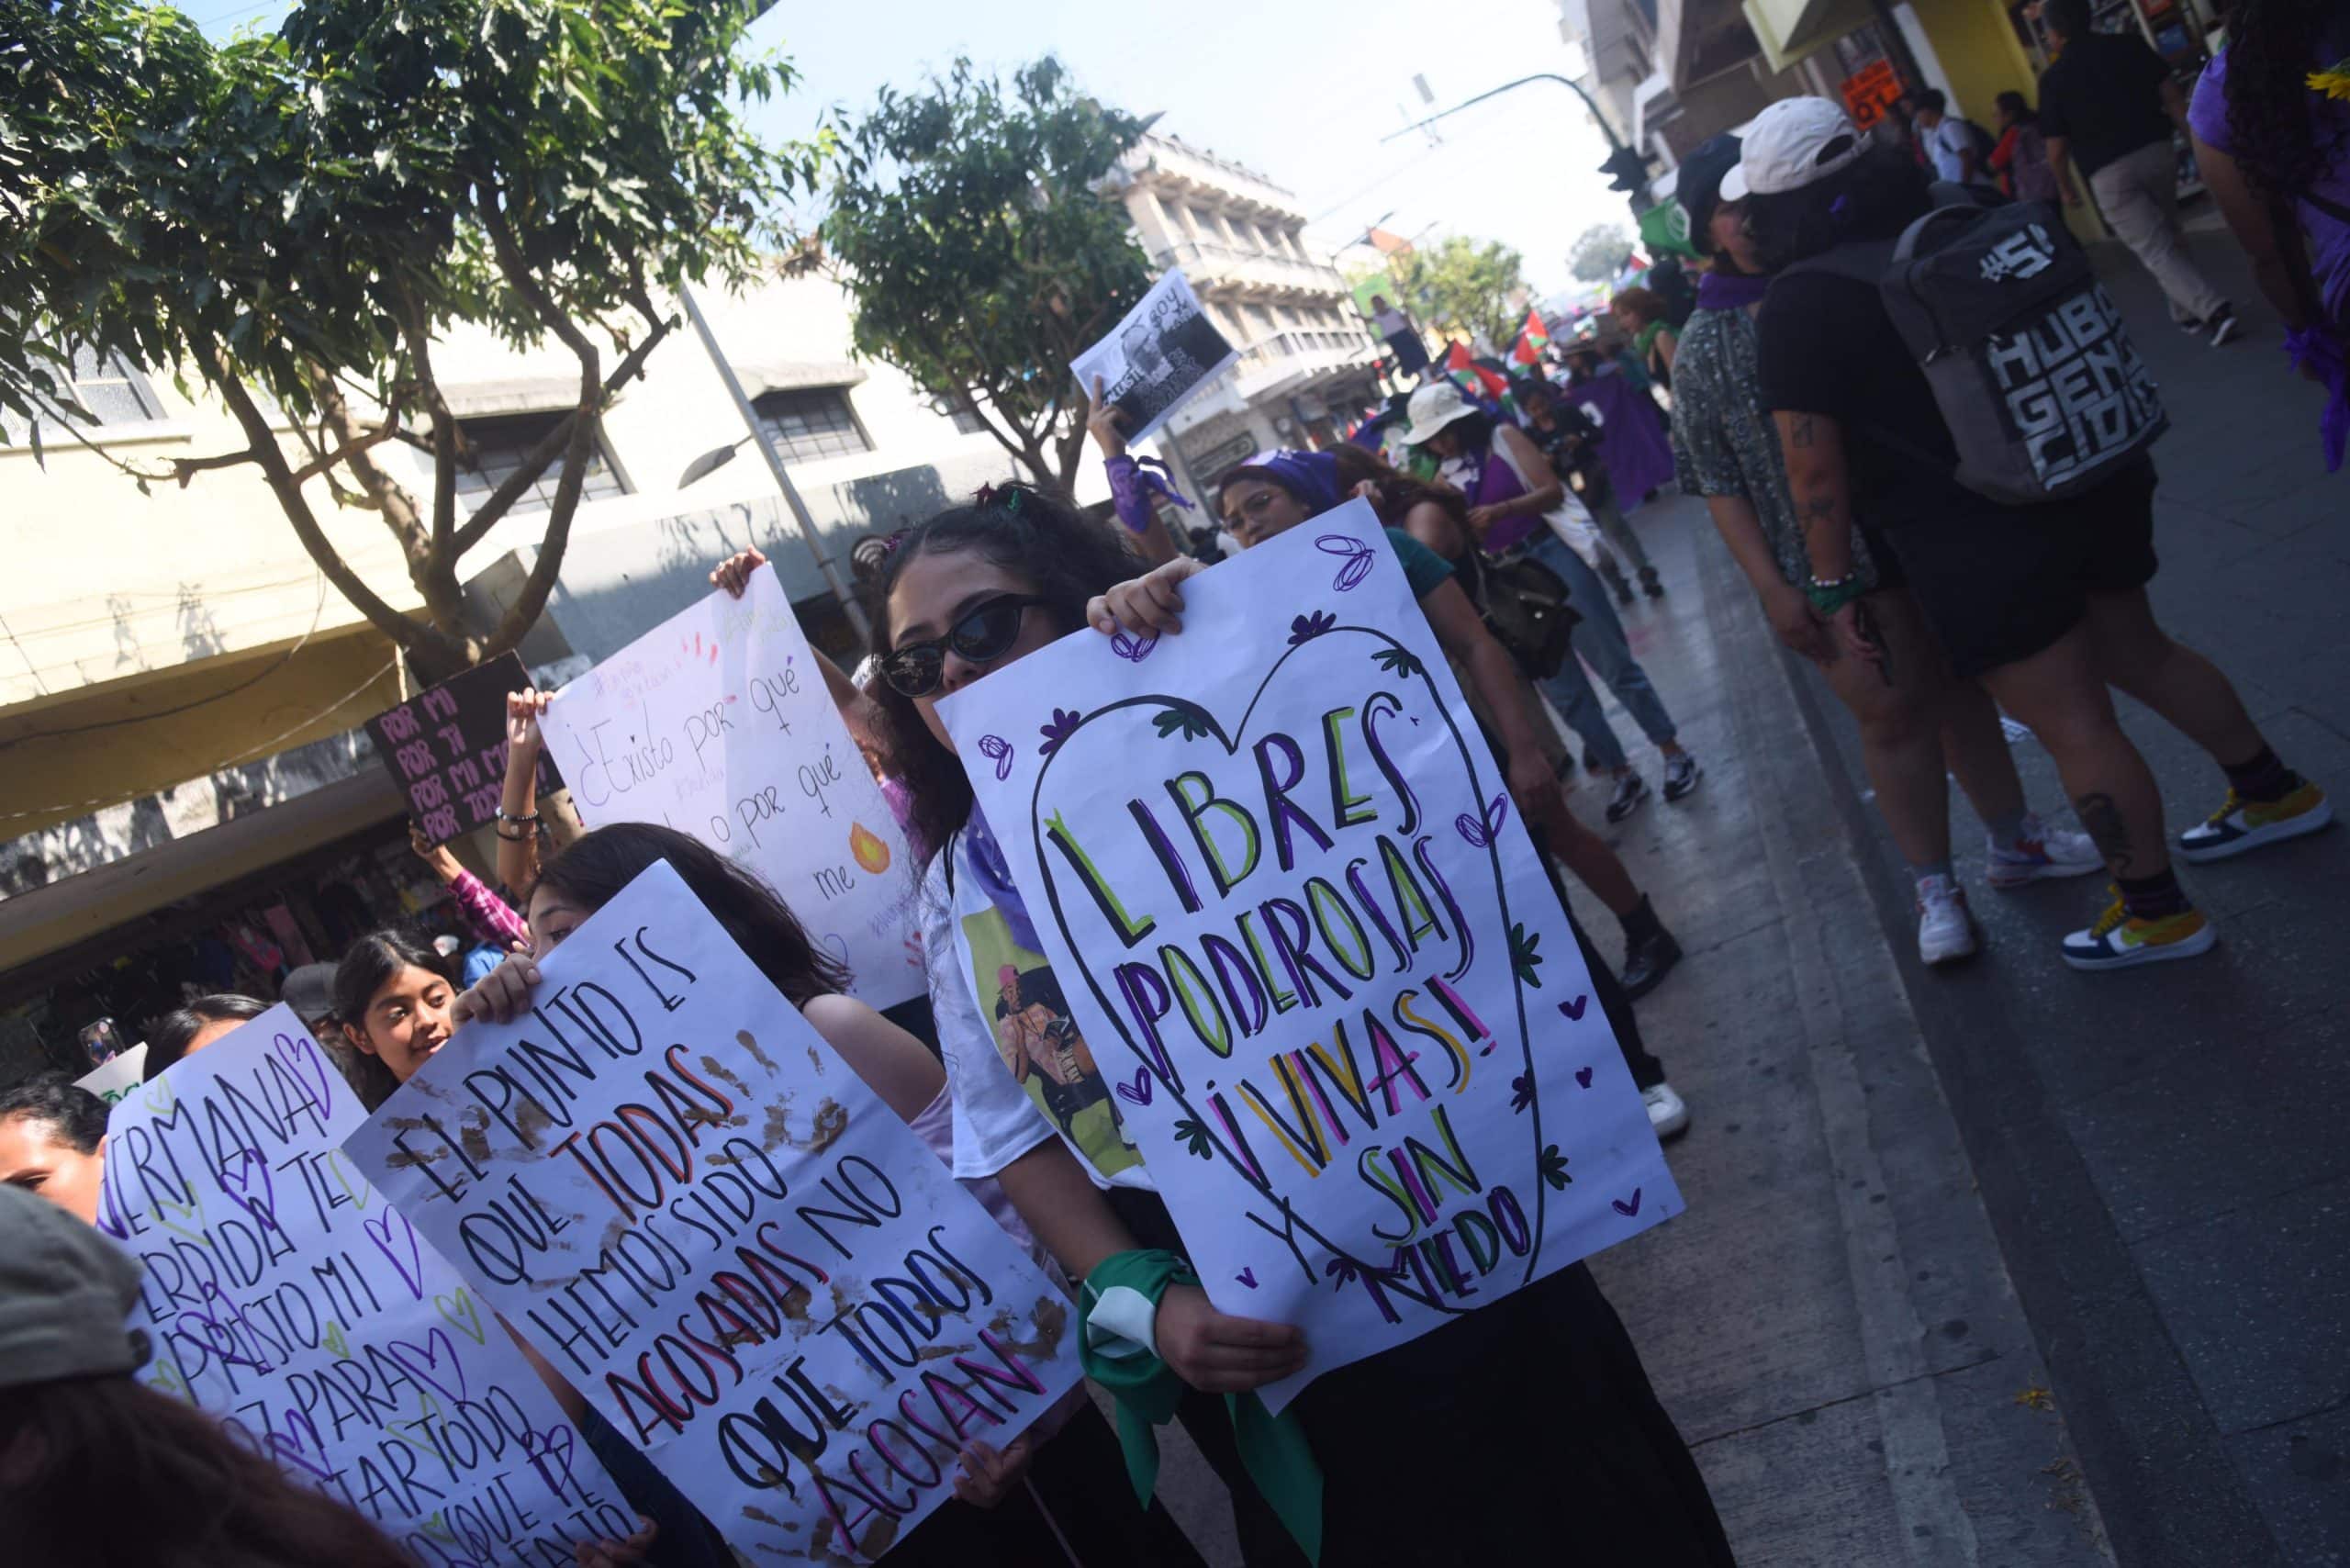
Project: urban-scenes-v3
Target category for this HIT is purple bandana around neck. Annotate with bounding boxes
[959,803,1041,952]
[1696,270,1773,310]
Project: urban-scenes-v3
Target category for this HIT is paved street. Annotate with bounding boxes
[1155,226,2345,1567]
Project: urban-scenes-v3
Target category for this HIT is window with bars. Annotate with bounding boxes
[752,387,871,462]
[452,411,627,516]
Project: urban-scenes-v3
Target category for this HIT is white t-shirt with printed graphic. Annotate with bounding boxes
[919,838,1159,1193]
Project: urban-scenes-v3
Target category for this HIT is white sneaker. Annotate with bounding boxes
[1986,813,2107,889]
[1642,1081,1690,1140]
[1917,874,1978,965]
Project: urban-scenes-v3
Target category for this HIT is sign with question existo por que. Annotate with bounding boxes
[341,860,1081,1564]
[938,498,1683,1409]
[95,1005,626,1566]
[540,566,923,1010]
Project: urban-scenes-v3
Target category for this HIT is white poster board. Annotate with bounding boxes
[341,862,1081,1563]
[541,568,923,1009]
[95,1006,625,1565]
[937,498,1682,1409]
[1070,269,1238,444]
[75,1043,149,1105]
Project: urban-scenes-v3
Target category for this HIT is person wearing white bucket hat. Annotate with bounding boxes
[1738,97,2327,972]
[1398,380,1707,826]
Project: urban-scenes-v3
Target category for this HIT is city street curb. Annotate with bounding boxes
[1764,553,2290,1568]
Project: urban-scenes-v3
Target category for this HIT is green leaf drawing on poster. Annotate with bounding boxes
[1173,1116,1215,1159]
[1510,922,1543,986]
[1540,1144,1572,1190]
[1372,646,1425,678]
[1152,703,1214,742]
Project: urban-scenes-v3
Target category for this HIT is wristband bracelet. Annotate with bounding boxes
[1805,578,1867,615]
[498,810,539,824]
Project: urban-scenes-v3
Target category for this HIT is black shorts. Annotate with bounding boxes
[1875,463,2159,680]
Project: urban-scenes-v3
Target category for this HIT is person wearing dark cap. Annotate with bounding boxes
[0,1183,418,1567]
[1667,130,2102,969]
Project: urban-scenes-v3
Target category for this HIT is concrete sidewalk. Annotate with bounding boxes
[1766,234,2350,1568]
[1571,492,2111,1567]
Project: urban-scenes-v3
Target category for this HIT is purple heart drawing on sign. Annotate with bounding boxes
[977,734,1015,781]
[1109,626,1160,664]
[216,1146,274,1224]
[1314,533,1377,590]
[386,1327,469,1404]
[1574,1066,1594,1089]
[1558,993,1589,1022]
[521,1422,579,1497]
[269,1030,336,1114]
[270,1407,336,1480]
[1114,1068,1153,1108]
[1613,1188,1643,1217]
[364,1208,426,1301]
[1235,1267,1258,1289]
[1454,792,1510,848]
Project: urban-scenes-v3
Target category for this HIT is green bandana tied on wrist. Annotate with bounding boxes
[1079,1249,1324,1563]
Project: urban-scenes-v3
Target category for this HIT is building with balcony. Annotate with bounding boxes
[0,271,1103,1081]
[1114,133,1386,485]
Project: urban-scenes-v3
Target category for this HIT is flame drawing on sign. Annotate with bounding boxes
[848,822,891,874]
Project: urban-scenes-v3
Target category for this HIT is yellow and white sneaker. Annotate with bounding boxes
[2177,781,2333,863]
[2060,891,2218,972]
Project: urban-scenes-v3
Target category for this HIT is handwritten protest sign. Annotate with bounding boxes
[1071,269,1238,444]
[95,1005,624,1566]
[539,571,922,1010]
[75,1043,149,1105]
[939,498,1681,1408]
[341,862,1081,1563]
[367,652,561,846]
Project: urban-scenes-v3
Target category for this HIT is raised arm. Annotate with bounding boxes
[495,689,551,890]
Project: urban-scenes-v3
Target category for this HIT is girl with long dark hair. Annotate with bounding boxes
[873,479,1734,1566]
[453,821,1205,1567]
[1740,96,2327,970]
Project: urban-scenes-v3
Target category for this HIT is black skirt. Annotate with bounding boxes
[1109,1188,1735,1567]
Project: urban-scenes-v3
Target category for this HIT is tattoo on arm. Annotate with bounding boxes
[1790,414,1816,449]
[2073,792,2137,877]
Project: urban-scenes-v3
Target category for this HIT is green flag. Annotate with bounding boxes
[1639,201,1701,260]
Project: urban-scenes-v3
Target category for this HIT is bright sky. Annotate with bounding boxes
[194,0,1634,297]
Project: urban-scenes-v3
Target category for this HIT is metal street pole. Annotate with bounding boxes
[676,283,872,646]
[1381,74,1654,213]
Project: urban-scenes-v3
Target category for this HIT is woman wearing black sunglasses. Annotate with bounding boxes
[867,482,1735,1568]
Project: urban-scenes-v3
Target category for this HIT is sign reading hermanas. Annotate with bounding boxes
[341,862,1081,1563]
[539,567,923,1008]
[366,651,562,846]
[938,498,1681,1409]
[96,1006,624,1565]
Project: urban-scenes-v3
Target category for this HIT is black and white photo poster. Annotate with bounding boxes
[1071,270,1238,443]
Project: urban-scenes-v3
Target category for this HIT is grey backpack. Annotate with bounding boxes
[1792,199,2167,505]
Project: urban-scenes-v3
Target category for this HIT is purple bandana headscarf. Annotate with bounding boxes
[1228,449,1344,515]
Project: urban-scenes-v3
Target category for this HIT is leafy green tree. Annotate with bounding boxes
[1389,235,1526,355]
[3,0,822,680]
[823,57,1156,497]
[1570,222,1637,284]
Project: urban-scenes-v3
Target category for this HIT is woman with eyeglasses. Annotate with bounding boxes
[865,480,1734,1568]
